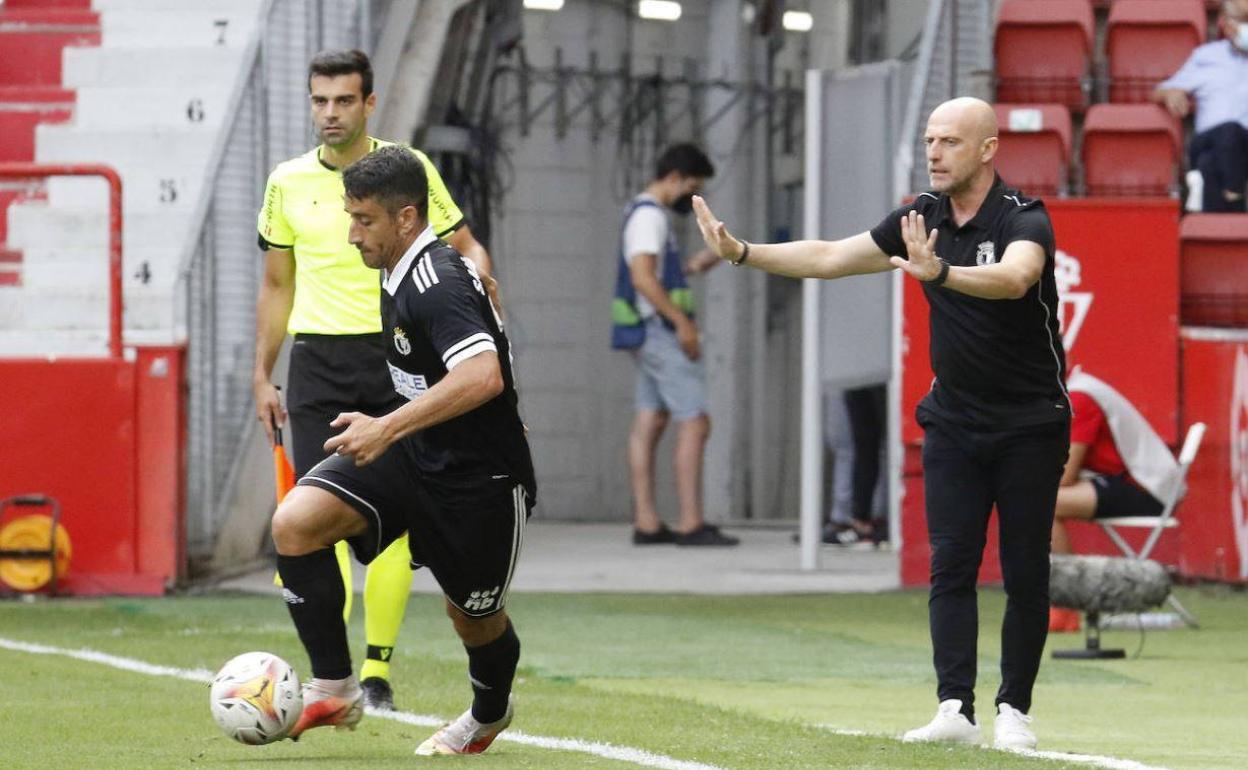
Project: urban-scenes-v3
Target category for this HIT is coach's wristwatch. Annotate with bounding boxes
[924,258,950,286]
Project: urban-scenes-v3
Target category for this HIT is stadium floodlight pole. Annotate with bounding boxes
[798,69,823,571]
[0,163,124,359]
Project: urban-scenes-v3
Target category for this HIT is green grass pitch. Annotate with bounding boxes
[0,587,1244,769]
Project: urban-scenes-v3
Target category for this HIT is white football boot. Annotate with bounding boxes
[415,699,514,755]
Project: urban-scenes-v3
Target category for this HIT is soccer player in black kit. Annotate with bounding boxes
[270,145,535,756]
[691,97,1067,751]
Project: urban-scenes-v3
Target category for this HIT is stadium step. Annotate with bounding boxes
[0,7,100,88]
[0,284,175,331]
[7,202,191,255]
[74,86,232,129]
[63,46,246,87]
[100,9,259,48]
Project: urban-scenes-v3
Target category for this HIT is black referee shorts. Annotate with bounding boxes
[286,333,405,478]
[297,447,531,618]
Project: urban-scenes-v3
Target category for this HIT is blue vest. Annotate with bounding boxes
[611,199,695,350]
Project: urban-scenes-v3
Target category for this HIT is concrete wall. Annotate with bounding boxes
[489,0,922,523]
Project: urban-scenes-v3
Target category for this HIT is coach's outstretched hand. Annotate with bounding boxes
[890,211,943,282]
[325,412,393,466]
[692,195,746,263]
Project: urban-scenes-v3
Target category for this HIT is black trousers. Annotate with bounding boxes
[286,333,405,478]
[921,416,1068,715]
[844,385,887,523]
[1190,122,1248,214]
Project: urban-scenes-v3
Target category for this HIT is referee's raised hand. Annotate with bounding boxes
[692,195,746,263]
[891,211,943,282]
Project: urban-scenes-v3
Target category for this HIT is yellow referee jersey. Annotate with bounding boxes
[257,138,465,335]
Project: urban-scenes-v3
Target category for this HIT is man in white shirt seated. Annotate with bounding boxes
[1154,0,1248,212]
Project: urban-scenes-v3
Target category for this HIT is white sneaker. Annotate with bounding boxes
[415,699,513,755]
[902,699,981,744]
[994,702,1037,751]
[1186,170,1204,213]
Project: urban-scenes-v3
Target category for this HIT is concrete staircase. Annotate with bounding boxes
[0,0,262,357]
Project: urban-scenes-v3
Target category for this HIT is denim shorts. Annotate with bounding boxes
[634,316,707,421]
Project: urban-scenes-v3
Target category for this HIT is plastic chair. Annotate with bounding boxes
[994,0,1095,111]
[1082,103,1183,196]
[994,103,1073,196]
[1097,422,1206,627]
[1180,214,1248,326]
[1107,0,1205,103]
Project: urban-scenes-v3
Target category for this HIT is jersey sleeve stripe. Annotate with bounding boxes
[444,338,498,370]
[442,331,494,361]
[412,259,430,293]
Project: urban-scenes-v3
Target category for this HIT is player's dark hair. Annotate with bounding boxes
[654,143,715,181]
[308,49,373,97]
[343,145,429,219]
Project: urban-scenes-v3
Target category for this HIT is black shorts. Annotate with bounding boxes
[1091,473,1164,518]
[297,447,531,617]
[286,333,405,478]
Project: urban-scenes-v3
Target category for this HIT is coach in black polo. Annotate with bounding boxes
[692,97,1068,751]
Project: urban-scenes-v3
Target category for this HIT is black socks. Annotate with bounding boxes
[277,549,351,680]
[465,621,520,724]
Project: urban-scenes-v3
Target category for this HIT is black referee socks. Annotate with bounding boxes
[277,549,352,680]
[465,621,520,724]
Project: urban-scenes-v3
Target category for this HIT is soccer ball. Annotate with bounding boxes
[209,652,303,745]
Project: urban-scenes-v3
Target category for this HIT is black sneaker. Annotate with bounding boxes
[675,524,740,547]
[633,524,678,545]
[361,676,394,711]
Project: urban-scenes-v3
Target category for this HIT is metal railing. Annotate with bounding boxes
[176,0,385,562]
[0,164,123,358]
[894,0,995,198]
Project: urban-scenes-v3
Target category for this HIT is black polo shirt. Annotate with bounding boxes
[870,176,1069,430]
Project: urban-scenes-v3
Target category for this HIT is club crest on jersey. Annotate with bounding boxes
[976,241,997,266]
[393,326,411,356]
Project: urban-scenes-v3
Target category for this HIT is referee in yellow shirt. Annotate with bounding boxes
[253,49,498,711]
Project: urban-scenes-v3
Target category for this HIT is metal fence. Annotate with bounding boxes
[177,0,389,562]
[894,0,995,197]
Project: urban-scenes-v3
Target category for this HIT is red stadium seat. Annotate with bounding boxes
[1081,104,1183,196]
[994,0,1095,111]
[993,104,1073,197]
[1180,214,1248,326]
[1107,0,1206,103]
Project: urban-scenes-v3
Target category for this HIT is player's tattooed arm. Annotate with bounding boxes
[323,351,504,466]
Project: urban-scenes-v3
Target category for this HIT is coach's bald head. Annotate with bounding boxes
[924,97,999,196]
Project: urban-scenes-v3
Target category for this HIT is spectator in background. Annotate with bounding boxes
[1153,0,1248,213]
[1048,372,1181,633]
[823,384,888,547]
[611,144,738,547]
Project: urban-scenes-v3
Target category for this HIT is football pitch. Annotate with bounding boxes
[1,588,1244,769]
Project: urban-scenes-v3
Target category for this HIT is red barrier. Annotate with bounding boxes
[0,165,184,595]
[0,349,185,594]
[900,199,1185,586]
[1176,330,1248,582]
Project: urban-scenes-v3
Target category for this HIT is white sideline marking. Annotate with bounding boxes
[0,637,1174,770]
[0,637,727,770]
[815,724,1173,770]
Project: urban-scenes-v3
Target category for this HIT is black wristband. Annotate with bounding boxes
[925,258,950,286]
[730,240,750,266]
